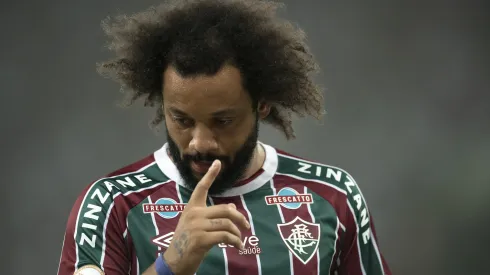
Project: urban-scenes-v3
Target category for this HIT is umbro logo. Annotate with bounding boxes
[152,232,174,249]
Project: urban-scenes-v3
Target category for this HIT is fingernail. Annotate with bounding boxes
[246,221,251,229]
[228,203,236,209]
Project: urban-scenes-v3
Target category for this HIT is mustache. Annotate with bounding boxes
[182,153,230,163]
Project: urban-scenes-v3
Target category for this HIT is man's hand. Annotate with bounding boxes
[163,160,250,275]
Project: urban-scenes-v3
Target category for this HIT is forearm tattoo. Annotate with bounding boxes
[173,231,189,259]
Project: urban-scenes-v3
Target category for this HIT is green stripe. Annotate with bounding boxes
[344,175,383,274]
[177,186,227,275]
[243,181,291,274]
[276,155,345,190]
[278,154,384,273]
[308,188,339,274]
[75,163,164,268]
[127,197,158,272]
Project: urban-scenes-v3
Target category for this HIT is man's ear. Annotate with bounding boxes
[257,101,271,119]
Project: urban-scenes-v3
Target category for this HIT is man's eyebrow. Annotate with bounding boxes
[167,107,188,116]
[211,108,238,117]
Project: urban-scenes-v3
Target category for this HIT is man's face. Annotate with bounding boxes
[162,64,266,195]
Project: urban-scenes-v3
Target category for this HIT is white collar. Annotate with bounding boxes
[154,141,278,197]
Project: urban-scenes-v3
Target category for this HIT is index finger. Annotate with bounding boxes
[187,159,221,206]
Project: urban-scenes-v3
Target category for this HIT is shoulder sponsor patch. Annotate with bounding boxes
[265,187,313,209]
[277,216,320,265]
[74,265,104,275]
[143,198,186,219]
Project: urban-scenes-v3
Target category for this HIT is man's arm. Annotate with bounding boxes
[337,174,391,275]
[58,184,129,275]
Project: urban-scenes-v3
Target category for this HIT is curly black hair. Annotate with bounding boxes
[97,0,325,139]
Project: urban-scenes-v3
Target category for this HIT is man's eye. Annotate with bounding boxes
[215,118,233,126]
[173,116,194,127]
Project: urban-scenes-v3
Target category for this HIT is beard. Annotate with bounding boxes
[166,121,259,196]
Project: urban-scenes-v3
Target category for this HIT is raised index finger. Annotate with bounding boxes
[187,159,221,206]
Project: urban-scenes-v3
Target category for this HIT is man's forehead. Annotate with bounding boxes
[162,65,251,114]
[167,106,239,116]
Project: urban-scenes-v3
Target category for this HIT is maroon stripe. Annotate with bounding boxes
[329,225,343,274]
[126,234,138,275]
[100,180,173,271]
[101,208,130,273]
[275,175,349,231]
[106,155,155,177]
[148,181,181,254]
[369,215,392,275]
[273,177,319,274]
[59,154,160,275]
[58,185,91,275]
[338,204,363,275]
[212,196,259,275]
[86,155,163,272]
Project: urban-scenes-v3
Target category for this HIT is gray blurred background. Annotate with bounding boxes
[1,0,489,274]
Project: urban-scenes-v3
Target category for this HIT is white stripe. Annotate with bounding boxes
[92,179,172,271]
[347,202,367,275]
[279,153,382,274]
[101,178,173,268]
[74,161,156,271]
[148,197,161,255]
[209,198,229,275]
[339,222,346,232]
[175,182,184,204]
[270,179,294,275]
[136,256,140,275]
[370,230,385,275]
[275,172,347,195]
[304,186,320,275]
[240,195,262,275]
[352,176,385,275]
[100,201,115,269]
[328,217,341,275]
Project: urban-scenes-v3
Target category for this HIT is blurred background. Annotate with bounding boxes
[1,0,489,274]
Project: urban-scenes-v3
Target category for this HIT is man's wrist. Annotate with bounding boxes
[155,254,175,275]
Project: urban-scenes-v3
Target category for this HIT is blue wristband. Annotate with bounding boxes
[155,254,175,275]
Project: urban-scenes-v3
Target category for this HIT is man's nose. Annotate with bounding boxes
[188,124,218,153]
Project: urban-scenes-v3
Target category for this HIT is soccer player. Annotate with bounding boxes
[58,0,391,274]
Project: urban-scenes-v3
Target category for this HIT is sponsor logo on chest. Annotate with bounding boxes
[151,232,262,256]
[265,187,313,209]
[143,198,186,219]
[218,235,262,255]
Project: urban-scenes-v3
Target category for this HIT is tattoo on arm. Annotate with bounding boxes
[173,231,189,259]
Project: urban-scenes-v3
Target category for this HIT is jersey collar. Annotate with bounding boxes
[154,141,278,197]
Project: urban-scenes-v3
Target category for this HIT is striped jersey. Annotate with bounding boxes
[58,142,391,275]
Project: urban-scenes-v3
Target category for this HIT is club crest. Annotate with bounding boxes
[277,216,320,264]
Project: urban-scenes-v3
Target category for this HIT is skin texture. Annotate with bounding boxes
[142,65,271,275]
[164,64,270,195]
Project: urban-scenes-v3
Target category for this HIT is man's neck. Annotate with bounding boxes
[240,143,266,181]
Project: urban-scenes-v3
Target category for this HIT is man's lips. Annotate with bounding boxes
[190,160,214,174]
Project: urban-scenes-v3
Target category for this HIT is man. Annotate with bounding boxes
[58,0,391,274]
